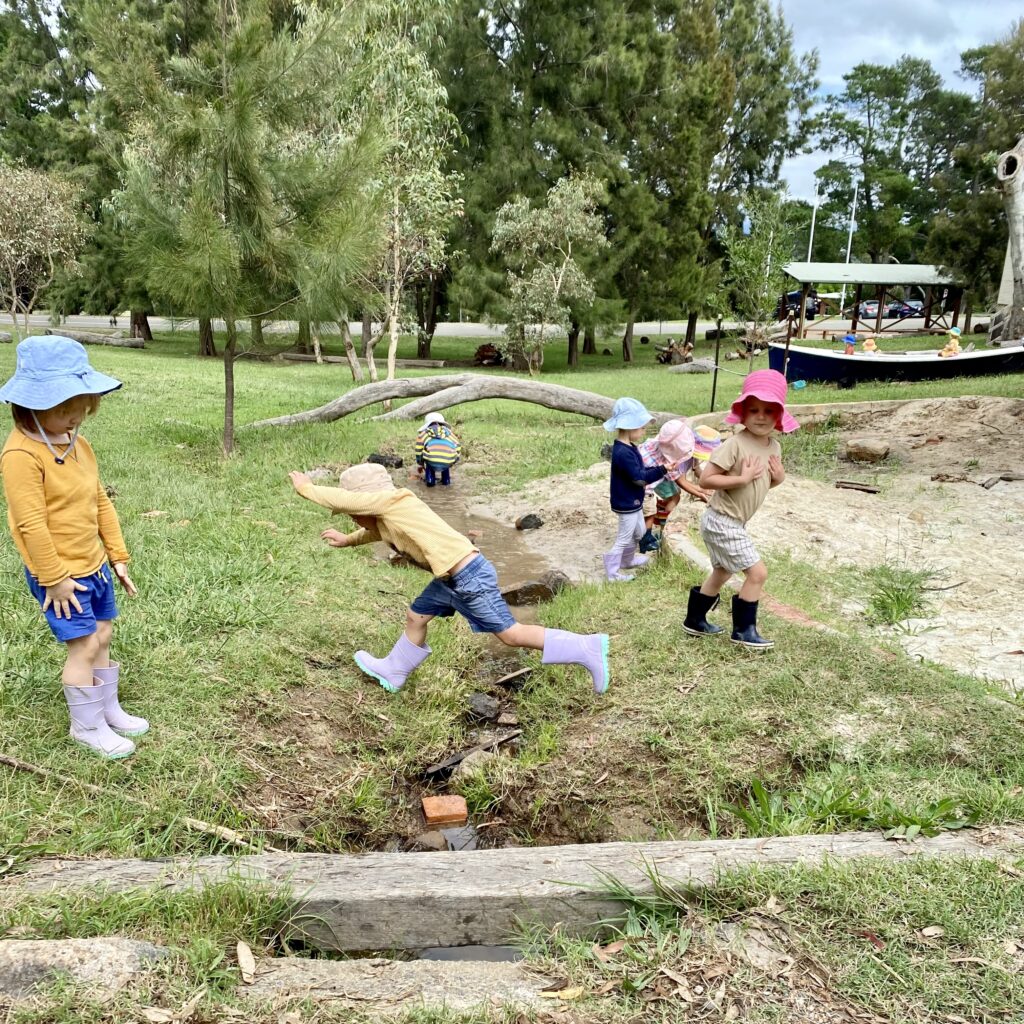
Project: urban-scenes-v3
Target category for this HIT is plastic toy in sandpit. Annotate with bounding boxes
[939,327,962,358]
[861,336,878,355]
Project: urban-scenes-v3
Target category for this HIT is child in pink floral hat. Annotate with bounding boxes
[638,419,710,548]
[683,370,798,650]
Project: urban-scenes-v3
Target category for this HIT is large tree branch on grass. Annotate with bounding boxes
[247,373,677,429]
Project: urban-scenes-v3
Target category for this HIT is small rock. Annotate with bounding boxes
[500,571,571,606]
[307,466,335,481]
[367,452,403,469]
[468,694,501,721]
[452,748,497,781]
[600,443,614,461]
[421,794,468,827]
[497,712,519,726]
[845,438,890,463]
[515,514,543,531]
[669,358,715,374]
[441,824,479,851]
[411,830,448,851]
[602,347,613,356]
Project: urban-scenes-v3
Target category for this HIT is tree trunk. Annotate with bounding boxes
[361,310,372,357]
[130,310,153,341]
[567,320,580,368]
[311,324,323,365]
[296,318,311,354]
[622,319,634,363]
[685,311,698,348]
[223,318,237,456]
[199,317,216,357]
[250,316,264,347]
[415,273,440,359]
[339,320,364,381]
[963,297,973,335]
[583,324,597,355]
[995,138,1024,343]
[245,373,678,431]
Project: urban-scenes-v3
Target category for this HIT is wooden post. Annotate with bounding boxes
[874,285,885,334]
[710,318,722,412]
[924,287,933,329]
[796,282,809,340]
[851,283,863,332]
[951,287,963,328]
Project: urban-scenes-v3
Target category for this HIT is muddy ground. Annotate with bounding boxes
[477,396,1024,690]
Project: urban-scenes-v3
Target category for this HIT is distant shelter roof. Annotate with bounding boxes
[783,262,959,287]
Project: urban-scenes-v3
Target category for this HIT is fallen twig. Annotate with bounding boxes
[921,582,965,592]
[0,753,281,854]
[422,730,523,778]
[835,480,880,494]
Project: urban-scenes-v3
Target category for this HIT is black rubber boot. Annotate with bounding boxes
[683,586,724,637]
[730,595,773,650]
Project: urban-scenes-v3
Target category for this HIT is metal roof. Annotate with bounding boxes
[783,262,959,287]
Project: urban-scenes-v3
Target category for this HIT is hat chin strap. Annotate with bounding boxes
[31,410,79,465]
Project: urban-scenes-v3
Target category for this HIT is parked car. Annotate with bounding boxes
[885,299,922,317]
[777,289,820,320]
[857,300,880,318]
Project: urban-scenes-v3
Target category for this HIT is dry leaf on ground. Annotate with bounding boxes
[237,940,257,983]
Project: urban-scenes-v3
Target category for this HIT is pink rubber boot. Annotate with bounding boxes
[541,629,610,694]
[354,634,431,693]
[63,685,135,759]
[93,663,149,736]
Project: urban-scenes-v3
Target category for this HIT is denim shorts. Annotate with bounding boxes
[25,563,118,643]
[410,554,516,634]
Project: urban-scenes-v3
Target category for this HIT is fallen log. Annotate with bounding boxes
[45,328,144,348]
[281,352,447,369]
[248,373,677,429]
[835,480,880,494]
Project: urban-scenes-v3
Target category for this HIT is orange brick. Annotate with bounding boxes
[422,795,468,827]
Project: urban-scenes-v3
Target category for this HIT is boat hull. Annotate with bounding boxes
[770,341,1024,384]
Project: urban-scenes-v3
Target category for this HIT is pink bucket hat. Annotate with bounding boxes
[656,419,695,464]
[725,369,800,433]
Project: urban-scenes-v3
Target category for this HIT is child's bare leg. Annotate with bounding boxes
[404,609,434,646]
[62,633,100,688]
[494,622,545,650]
[94,620,113,669]
[700,567,732,598]
[738,560,767,602]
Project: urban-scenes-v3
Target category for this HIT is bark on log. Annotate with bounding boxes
[247,373,678,430]
[45,329,143,348]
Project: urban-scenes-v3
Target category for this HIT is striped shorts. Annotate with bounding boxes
[699,507,760,573]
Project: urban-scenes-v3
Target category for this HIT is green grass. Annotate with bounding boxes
[864,563,936,626]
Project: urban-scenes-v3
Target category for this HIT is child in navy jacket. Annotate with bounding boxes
[602,398,665,581]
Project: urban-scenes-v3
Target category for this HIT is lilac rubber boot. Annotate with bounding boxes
[541,628,610,694]
[63,685,135,759]
[602,552,634,582]
[620,545,650,569]
[354,634,432,693]
[93,663,150,736]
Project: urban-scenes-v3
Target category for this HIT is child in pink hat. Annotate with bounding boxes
[683,370,798,650]
[638,419,711,547]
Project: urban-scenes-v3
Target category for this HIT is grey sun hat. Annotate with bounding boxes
[0,336,122,409]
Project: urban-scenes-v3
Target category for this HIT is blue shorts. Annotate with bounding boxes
[410,554,516,634]
[26,563,118,643]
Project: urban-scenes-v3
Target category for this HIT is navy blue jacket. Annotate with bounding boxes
[609,440,665,512]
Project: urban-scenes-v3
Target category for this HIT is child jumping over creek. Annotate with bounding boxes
[289,462,609,694]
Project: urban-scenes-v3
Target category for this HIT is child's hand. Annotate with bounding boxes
[768,455,785,485]
[289,470,312,492]
[43,578,88,619]
[112,562,138,596]
[321,529,349,548]
[738,456,766,484]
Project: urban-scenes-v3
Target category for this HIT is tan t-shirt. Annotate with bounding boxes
[707,429,781,525]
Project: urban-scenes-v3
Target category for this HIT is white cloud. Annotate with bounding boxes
[777,1,1020,198]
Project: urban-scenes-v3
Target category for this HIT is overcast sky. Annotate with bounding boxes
[777,1,1021,200]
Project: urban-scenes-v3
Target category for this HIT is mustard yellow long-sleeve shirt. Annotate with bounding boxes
[295,480,475,577]
[0,428,129,587]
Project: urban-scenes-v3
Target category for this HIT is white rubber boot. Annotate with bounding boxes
[63,685,135,759]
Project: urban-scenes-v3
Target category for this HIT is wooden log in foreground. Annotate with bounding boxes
[13,829,1019,952]
[44,328,144,348]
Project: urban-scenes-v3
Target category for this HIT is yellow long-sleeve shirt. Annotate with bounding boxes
[0,428,129,587]
[295,480,475,577]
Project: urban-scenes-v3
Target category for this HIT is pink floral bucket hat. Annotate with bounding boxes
[655,419,695,464]
[724,369,800,433]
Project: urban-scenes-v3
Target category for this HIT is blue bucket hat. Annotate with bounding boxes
[0,336,122,410]
[603,396,653,431]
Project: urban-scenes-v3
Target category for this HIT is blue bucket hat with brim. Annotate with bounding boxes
[0,336,122,410]
[603,396,653,431]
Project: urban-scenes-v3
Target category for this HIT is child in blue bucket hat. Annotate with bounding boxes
[602,397,666,581]
[0,336,146,759]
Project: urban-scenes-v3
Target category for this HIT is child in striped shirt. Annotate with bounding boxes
[415,413,460,487]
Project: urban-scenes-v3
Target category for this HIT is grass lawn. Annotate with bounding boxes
[1,327,1023,1021]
